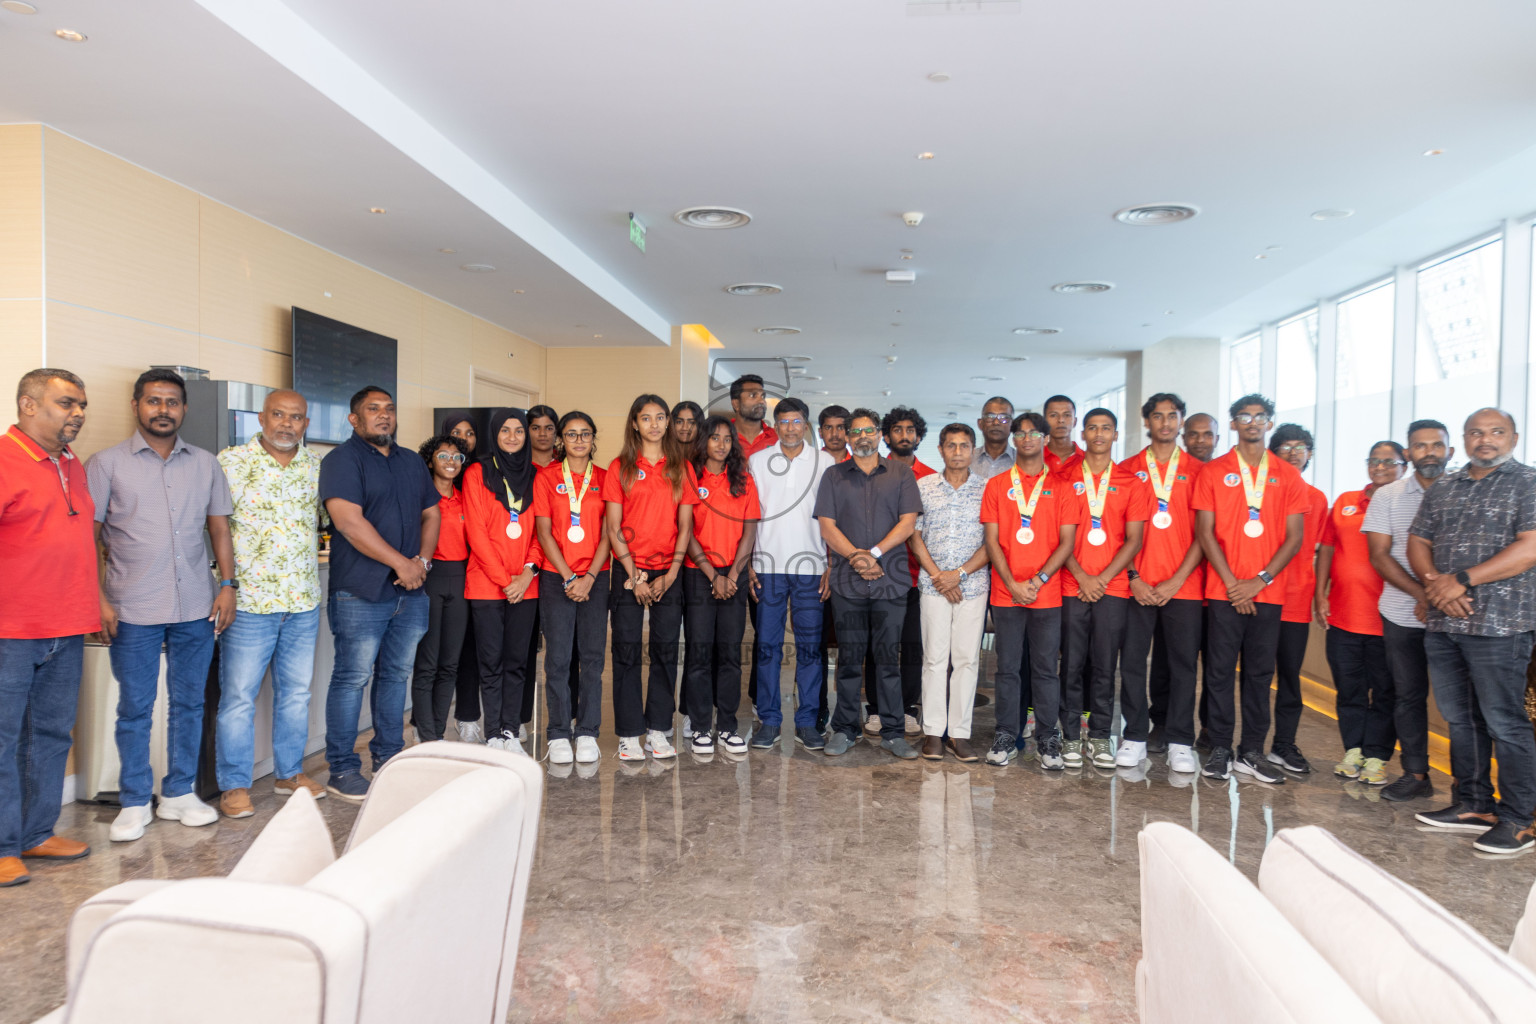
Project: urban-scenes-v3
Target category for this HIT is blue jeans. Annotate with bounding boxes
[754,573,825,729]
[325,590,428,775]
[1425,630,1536,825]
[109,619,217,807]
[0,636,84,857]
[216,606,320,790]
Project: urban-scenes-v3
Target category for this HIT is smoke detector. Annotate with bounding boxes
[1114,203,1200,226]
[674,206,752,229]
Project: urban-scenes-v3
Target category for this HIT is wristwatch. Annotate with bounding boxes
[564,574,579,589]
[1035,570,1051,585]
[869,545,884,559]
[1256,569,1275,587]
[1126,568,1140,582]
[219,578,239,590]
[1455,570,1474,591]
[957,569,968,585]
[416,556,432,573]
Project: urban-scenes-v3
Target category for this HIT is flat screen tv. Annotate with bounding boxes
[291,307,398,444]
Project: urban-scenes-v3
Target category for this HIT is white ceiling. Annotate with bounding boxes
[6,0,1536,416]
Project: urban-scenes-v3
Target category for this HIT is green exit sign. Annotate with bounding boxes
[629,213,646,253]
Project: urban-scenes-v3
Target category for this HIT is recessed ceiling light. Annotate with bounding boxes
[899,249,914,254]
[54,28,85,41]
[673,206,752,229]
[1423,148,1445,157]
[436,247,457,254]
[1052,282,1114,293]
[916,151,935,160]
[1164,310,1175,315]
[1141,322,1153,327]
[971,375,1005,382]
[989,355,1029,362]
[460,263,496,273]
[1254,253,1270,260]
[593,334,603,339]
[958,390,986,397]
[806,390,830,395]
[756,326,802,335]
[783,355,813,362]
[900,254,914,260]
[369,207,387,214]
[927,71,951,82]
[1013,326,1060,335]
[1265,245,1283,251]
[793,374,823,381]
[1113,203,1200,226]
[2,2,39,14]
[513,289,524,294]
[1311,208,1354,221]
[724,282,782,295]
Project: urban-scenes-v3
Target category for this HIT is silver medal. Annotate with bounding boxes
[567,524,585,543]
[506,521,522,540]
[1088,528,1107,547]
[1152,510,1172,530]
[1243,519,1264,538]
[1016,526,1035,544]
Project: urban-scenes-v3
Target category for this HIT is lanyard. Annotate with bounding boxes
[1082,463,1110,546]
[1145,447,1179,529]
[502,481,525,538]
[1009,465,1047,543]
[1240,452,1269,538]
[561,459,593,543]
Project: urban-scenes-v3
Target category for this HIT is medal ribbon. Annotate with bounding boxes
[1145,447,1179,517]
[501,481,525,523]
[1009,466,1047,532]
[1240,451,1269,525]
[1082,463,1110,532]
[561,458,592,527]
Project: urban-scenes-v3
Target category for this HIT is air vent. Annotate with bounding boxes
[990,355,1029,362]
[1052,281,1113,294]
[971,375,1005,382]
[756,326,801,335]
[674,206,752,229]
[1114,203,1200,226]
[793,374,823,381]
[1311,208,1354,221]
[724,283,782,296]
[1013,326,1060,335]
[783,355,813,362]
[460,263,496,273]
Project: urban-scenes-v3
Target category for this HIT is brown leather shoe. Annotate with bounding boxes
[0,856,29,887]
[21,836,90,861]
[274,773,326,800]
[946,737,979,763]
[921,735,944,760]
[220,788,255,819]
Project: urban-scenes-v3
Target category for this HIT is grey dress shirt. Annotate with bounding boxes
[970,446,1016,480]
[87,431,235,624]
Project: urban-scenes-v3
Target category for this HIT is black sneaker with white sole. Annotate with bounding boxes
[1381,773,1434,802]
[1202,746,1233,780]
[1415,804,1498,832]
[1236,749,1286,784]
[691,732,715,755]
[1266,742,1312,774]
[1471,820,1536,855]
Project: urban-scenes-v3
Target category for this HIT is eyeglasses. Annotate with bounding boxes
[981,413,1012,424]
[848,426,880,438]
[1274,443,1312,456]
[1366,457,1406,468]
[1234,413,1272,425]
[776,418,805,428]
[1013,430,1045,441]
[562,431,594,442]
[434,452,466,463]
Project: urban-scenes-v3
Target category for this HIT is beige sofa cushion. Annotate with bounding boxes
[66,880,176,987]
[1511,878,1536,972]
[228,788,335,886]
[1260,825,1536,1023]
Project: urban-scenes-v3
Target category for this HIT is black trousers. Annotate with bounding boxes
[1205,600,1283,755]
[1149,607,1210,733]
[682,567,748,735]
[411,560,470,742]
[1382,617,1431,774]
[1272,619,1311,748]
[991,604,1061,741]
[518,602,542,727]
[1123,598,1203,746]
[454,613,480,723]
[1061,595,1131,740]
[829,592,905,740]
[862,587,923,719]
[1326,626,1396,761]
[470,596,539,739]
[538,570,608,741]
[610,567,683,736]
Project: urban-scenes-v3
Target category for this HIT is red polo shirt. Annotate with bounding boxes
[687,466,761,569]
[734,421,779,459]
[1044,442,1085,474]
[531,461,609,575]
[1060,461,1153,599]
[1190,449,1311,605]
[1119,447,1205,602]
[979,468,1082,609]
[1320,488,1384,636]
[461,462,542,602]
[1280,482,1329,623]
[1,426,100,638]
[431,488,468,562]
[602,455,701,572]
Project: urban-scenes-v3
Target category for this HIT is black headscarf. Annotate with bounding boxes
[480,408,534,512]
[439,412,476,452]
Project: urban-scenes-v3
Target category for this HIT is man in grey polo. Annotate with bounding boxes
[1362,418,1450,803]
[88,368,236,843]
[1408,408,1536,856]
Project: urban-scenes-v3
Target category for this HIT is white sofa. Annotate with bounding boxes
[37,742,543,1024]
[1139,821,1536,1024]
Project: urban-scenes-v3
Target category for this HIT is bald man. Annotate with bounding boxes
[213,390,326,817]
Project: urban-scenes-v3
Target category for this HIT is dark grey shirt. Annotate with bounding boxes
[813,456,922,599]
[87,431,235,625]
[1410,459,1536,636]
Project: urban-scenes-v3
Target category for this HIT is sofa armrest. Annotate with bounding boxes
[66,880,176,988]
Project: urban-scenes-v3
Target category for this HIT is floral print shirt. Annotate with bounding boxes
[217,435,322,614]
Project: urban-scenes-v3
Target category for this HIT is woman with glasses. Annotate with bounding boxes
[1318,441,1407,785]
[409,433,473,743]
[517,404,563,741]
[533,411,610,765]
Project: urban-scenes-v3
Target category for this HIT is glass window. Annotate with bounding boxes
[1415,236,1502,460]
[1333,282,1394,495]
[1275,310,1319,438]
[1229,334,1260,405]
[1084,385,1128,461]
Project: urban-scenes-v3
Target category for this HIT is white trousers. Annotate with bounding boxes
[919,592,988,738]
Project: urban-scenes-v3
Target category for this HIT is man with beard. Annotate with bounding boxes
[731,375,778,459]
[971,396,1016,480]
[318,386,440,802]
[881,407,935,731]
[1362,420,1450,802]
[88,369,236,842]
[1042,395,1084,473]
[1182,413,1219,463]
[213,390,324,819]
[0,370,97,887]
[1409,408,1536,855]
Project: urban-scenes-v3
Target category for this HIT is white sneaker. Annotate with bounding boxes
[645,729,677,759]
[904,714,920,734]
[682,720,695,739]
[518,724,529,744]
[486,736,507,751]
[1115,740,1147,768]
[617,736,646,761]
[1168,743,1198,774]
[548,738,574,764]
[496,730,525,756]
[458,720,484,744]
[719,729,748,755]
[155,792,218,827]
[864,713,882,735]
[110,804,153,842]
[575,736,601,763]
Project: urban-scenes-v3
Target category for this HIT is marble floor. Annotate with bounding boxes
[5,679,1535,1024]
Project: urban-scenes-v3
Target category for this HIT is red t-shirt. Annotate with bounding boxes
[1320,488,1384,636]
[530,461,609,575]
[1119,446,1205,602]
[1280,483,1329,623]
[432,488,468,562]
[601,455,701,572]
[1190,449,1311,605]
[979,467,1083,609]
[687,466,761,569]
[458,462,542,601]
[735,422,779,459]
[1044,442,1085,474]
[0,426,100,638]
[1060,461,1153,599]
[904,458,939,584]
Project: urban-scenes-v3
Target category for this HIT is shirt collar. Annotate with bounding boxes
[5,425,74,462]
[934,471,980,493]
[841,455,888,476]
[248,434,316,466]
[129,429,188,456]
[1452,458,1523,482]
[347,430,399,457]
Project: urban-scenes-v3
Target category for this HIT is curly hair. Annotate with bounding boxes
[418,433,471,489]
[881,405,927,441]
[695,415,750,497]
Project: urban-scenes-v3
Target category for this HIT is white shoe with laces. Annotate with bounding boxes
[518,724,529,744]
[486,736,507,751]
[865,714,882,735]
[156,792,218,827]
[575,736,601,763]
[1115,740,1147,768]
[110,804,153,842]
[1167,743,1199,774]
[548,738,574,764]
[497,731,525,756]
[645,729,677,759]
[458,720,485,744]
[617,736,646,761]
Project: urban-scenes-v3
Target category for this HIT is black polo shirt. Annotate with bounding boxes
[319,432,438,603]
[813,455,922,599]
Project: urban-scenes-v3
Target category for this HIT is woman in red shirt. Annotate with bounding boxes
[682,416,760,756]
[410,432,472,743]
[534,411,610,767]
[441,413,485,743]
[1317,440,1406,785]
[604,393,699,761]
[462,408,541,754]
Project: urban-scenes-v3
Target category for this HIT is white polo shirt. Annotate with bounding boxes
[750,442,836,576]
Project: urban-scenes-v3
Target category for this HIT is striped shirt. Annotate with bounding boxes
[1359,473,1427,630]
[970,446,1015,480]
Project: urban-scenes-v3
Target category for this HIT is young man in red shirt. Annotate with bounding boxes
[1042,395,1086,473]
[1119,393,1207,775]
[981,412,1082,768]
[881,406,936,731]
[730,375,778,459]
[1192,394,1310,784]
[1061,408,1152,768]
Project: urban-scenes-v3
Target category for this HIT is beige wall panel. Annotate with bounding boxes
[198,337,289,393]
[421,297,474,395]
[45,131,199,331]
[0,125,43,299]
[0,300,44,395]
[396,383,430,451]
[48,303,199,459]
[546,345,682,451]
[470,319,545,399]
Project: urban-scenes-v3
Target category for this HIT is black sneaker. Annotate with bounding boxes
[1471,820,1536,855]
[690,731,716,755]
[1266,742,1311,774]
[1146,724,1169,754]
[1415,804,1498,833]
[326,770,370,803]
[1236,748,1286,784]
[1202,746,1233,780]
[1195,729,1213,755]
[795,726,826,751]
[750,724,780,749]
[985,733,1017,766]
[1381,774,1434,802]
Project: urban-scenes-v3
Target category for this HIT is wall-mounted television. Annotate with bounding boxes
[291,307,398,444]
